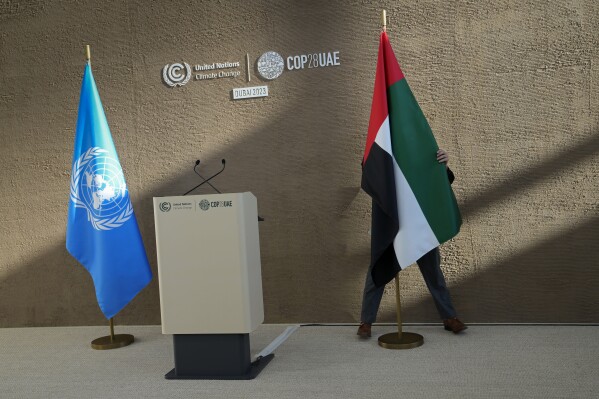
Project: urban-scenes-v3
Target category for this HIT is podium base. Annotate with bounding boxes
[165,333,273,380]
[165,354,274,380]
[378,332,424,350]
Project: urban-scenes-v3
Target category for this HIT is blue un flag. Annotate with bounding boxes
[66,63,152,319]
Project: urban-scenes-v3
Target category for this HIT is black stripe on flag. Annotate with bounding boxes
[361,142,401,287]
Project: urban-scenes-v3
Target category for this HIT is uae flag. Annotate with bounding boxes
[362,32,461,287]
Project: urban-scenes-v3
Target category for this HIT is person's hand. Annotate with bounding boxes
[437,149,449,168]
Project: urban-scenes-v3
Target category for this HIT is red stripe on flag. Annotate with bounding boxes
[363,32,405,163]
[381,32,404,88]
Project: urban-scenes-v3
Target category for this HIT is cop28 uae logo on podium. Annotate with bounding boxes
[199,199,210,211]
[162,62,192,87]
[70,147,133,230]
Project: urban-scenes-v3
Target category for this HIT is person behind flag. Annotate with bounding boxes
[357,149,467,338]
[358,30,466,338]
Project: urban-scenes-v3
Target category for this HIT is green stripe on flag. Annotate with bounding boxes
[387,79,461,242]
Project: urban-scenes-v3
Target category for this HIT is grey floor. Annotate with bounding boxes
[1,324,597,399]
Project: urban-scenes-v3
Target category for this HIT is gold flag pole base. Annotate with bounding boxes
[377,272,424,350]
[91,334,134,350]
[91,317,134,350]
[378,332,423,350]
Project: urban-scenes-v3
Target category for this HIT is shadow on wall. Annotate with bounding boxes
[385,130,599,323]
[0,77,369,327]
[391,213,599,324]
[0,0,376,327]
[2,0,599,325]
[11,0,598,329]
[460,130,599,221]
[3,119,598,326]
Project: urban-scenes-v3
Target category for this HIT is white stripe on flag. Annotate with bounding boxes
[374,117,440,268]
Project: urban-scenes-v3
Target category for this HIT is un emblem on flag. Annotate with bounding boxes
[70,147,134,231]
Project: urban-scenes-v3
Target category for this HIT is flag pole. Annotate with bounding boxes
[375,12,423,349]
[378,274,424,349]
[74,44,143,350]
[83,45,134,351]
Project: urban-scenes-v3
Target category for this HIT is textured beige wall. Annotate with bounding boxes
[1,0,597,327]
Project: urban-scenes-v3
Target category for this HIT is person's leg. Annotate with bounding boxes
[360,267,385,324]
[416,247,457,320]
[358,267,385,337]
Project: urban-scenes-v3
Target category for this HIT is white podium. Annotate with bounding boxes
[153,192,272,379]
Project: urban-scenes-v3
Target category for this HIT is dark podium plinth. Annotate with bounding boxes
[165,334,274,380]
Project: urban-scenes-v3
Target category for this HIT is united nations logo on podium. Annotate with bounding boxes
[70,147,133,230]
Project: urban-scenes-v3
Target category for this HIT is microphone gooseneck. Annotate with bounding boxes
[183,159,226,196]
[193,159,221,194]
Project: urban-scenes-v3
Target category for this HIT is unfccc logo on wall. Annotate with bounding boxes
[162,62,192,87]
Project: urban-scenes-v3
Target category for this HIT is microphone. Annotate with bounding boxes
[183,159,226,196]
[183,159,264,221]
[193,159,221,194]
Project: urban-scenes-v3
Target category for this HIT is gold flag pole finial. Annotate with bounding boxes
[85,45,91,64]
[382,10,387,32]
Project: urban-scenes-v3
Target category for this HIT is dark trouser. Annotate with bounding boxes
[360,247,457,323]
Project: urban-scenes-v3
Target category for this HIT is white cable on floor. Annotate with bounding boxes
[254,325,300,360]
